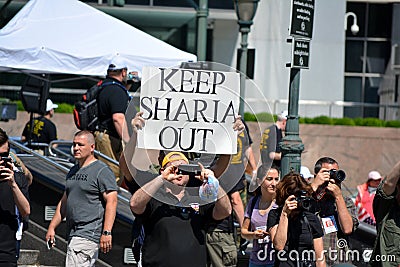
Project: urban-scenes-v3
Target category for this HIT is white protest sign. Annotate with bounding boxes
[137,66,240,154]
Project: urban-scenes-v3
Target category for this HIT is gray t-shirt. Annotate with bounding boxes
[65,160,117,243]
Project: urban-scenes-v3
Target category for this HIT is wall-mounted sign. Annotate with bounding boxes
[290,0,315,39]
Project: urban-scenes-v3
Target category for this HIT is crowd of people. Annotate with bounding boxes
[1,61,400,267]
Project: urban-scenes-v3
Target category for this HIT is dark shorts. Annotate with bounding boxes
[229,177,245,194]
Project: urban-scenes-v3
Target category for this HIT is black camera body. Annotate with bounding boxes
[0,157,12,179]
[295,190,313,211]
[329,169,346,183]
[177,164,202,176]
[1,157,12,168]
[177,164,203,187]
[315,169,347,201]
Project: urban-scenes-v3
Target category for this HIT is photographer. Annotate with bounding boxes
[130,151,232,267]
[268,172,326,267]
[311,157,358,266]
[0,128,30,266]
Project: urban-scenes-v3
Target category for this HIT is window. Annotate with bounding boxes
[344,3,392,118]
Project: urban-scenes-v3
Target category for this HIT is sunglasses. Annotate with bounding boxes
[0,152,9,158]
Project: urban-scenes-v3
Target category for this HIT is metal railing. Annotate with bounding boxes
[246,98,399,120]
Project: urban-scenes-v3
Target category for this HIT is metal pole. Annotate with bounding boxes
[280,68,304,177]
[196,0,208,61]
[239,26,249,117]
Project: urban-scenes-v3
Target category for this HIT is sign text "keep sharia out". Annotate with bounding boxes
[137,66,240,154]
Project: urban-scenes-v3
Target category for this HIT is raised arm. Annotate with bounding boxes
[270,196,297,250]
[0,161,30,217]
[383,160,400,196]
[130,165,176,215]
[120,111,145,182]
[212,186,232,220]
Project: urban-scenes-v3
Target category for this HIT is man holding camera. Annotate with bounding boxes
[311,157,358,266]
[95,59,131,185]
[0,128,30,266]
[130,151,232,267]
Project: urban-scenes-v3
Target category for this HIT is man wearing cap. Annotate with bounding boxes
[130,151,232,267]
[95,59,131,185]
[259,110,287,169]
[355,170,382,225]
[21,99,58,152]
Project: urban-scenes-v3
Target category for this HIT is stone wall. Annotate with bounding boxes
[249,122,400,192]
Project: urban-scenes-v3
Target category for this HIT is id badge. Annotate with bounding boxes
[321,215,338,234]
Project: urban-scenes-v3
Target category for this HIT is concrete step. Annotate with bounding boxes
[18,249,40,266]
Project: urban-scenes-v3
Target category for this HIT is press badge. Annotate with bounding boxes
[321,216,338,234]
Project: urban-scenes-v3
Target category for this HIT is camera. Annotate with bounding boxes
[329,169,346,183]
[177,164,202,176]
[177,164,203,187]
[1,157,11,167]
[0,157,12,179]
[47,237,56,250]
[295,190,313,211]
[127,71,140,84]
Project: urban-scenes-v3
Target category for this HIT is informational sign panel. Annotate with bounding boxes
[137,66,240,154]
[292,39,310,69]
[290,0,315,39]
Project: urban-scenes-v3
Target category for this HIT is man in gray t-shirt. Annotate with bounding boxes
[46,131,118,267]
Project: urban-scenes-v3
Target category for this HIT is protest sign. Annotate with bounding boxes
[137,66,240,154]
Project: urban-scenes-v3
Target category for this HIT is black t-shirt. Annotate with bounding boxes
[208,120,251,232]
[136,191,214,267]
[97,77,130,138]
[22,116,57,145]
[0,172,29,263]
[260,124,283,168]
[267,208,324,267]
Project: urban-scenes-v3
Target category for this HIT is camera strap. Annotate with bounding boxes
[302,213,314,247]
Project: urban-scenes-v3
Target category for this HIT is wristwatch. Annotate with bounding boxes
[102,230,112,236]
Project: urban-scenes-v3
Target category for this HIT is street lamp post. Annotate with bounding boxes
[233,0,259,117]
[280,67,304,177]
[197,0,208,61]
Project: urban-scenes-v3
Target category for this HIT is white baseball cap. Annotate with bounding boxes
[107,57,128,71]
[46,99,58,112]
[368,171,382,180]
[301,166,313,179]
[278,110,288,121]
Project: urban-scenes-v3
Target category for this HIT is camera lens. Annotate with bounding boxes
[329,169,346,182]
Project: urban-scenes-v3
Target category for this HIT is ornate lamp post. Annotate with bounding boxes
[233,0,259,116]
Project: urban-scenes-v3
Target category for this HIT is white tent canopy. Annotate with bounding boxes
[0,0,197,77]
